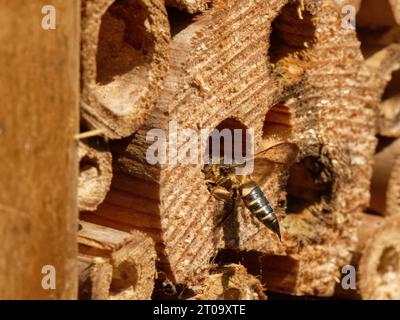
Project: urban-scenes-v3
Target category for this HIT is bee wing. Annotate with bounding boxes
[230,142,299,175]
[249,143,299,185]
[254,142,299,165]
[251,158,276,186]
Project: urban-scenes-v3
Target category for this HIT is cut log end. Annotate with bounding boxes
[78,221,157,300]
[78,255,113,300]
[359,216,400,300]
[78,140,113,212]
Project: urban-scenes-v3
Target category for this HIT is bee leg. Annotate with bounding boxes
[217,188,238,227]
[209,185,233,203]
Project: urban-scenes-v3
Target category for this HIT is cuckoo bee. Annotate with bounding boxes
[202,142,299,240]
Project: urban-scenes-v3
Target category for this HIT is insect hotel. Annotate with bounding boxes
[1,0,400,300]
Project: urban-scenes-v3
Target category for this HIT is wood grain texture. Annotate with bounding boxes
[80,0,170,138]
[90,0,377,297]
[78,220,157,299]
[0,0,80,299]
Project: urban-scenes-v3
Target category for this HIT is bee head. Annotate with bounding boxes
[202,163,212,175]
[219,165,232,176]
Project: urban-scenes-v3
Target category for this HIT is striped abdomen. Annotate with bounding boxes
[239,181,281,240]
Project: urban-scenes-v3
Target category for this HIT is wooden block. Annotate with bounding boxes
[80,0,171,138]
[78,221,157,299]
[0,0,79,299]
[78,140,113,212]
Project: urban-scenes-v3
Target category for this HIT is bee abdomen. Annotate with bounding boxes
[240,184,281,240]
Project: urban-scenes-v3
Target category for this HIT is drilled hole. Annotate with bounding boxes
[166,6,195,38]
[262,104,292,142]
[109,261,138,295]
[268,2,316,64]
[356,0,398,59]
[286,156,333,214]
[206,118,252,164]
[95,0,154,114]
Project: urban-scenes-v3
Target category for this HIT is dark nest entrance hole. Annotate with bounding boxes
[166,6,195,38]
[268,1,316,64]
[206,118,253,165]
[285,155,333,214]
[262,103,293,142]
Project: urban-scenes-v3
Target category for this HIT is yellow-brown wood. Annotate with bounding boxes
[78,220,157,299]
[92,0,377,297]
[0,0,80,299]
[80,0,170,139]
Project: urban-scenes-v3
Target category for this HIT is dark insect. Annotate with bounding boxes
[202,142,299,240]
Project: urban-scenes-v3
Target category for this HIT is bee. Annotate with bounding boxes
[202,142,299,240]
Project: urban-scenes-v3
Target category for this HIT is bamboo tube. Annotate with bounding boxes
[78,141,113,212]
[370,138,400,215]
[359,215,400,299]
[362,44,400,137]
[80,0,170,138]
[386,156,400,216]
[364,44,400,111]
[379,95,400,138]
